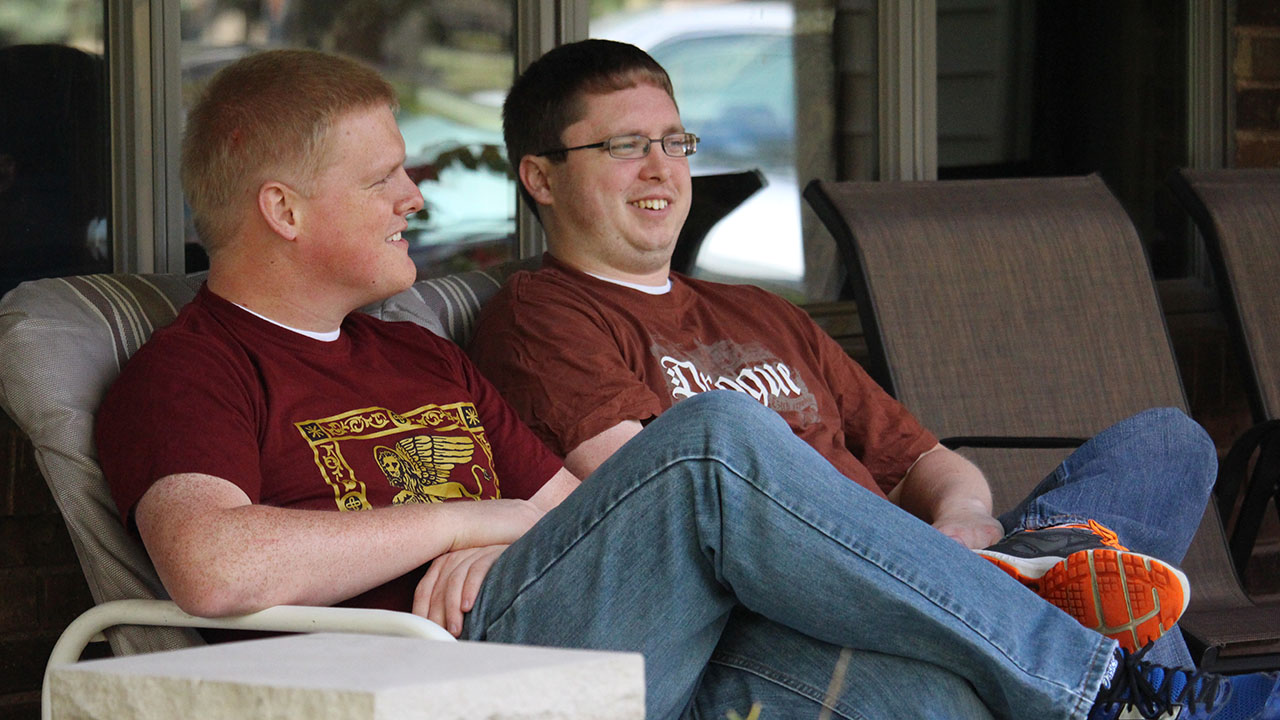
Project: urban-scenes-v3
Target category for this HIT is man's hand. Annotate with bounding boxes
[412,472,576,637]
[414,544,509,637]
[891,444,1003,549]
[931,506,1005,549]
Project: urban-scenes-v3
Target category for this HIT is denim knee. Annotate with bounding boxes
[644,391,800,468]
[660,391,791,434]
[1126,407,1217,491]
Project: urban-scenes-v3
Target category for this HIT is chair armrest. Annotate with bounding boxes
[1216,419,1280,575]
[940,436,1088,450]
[44,599,453,720]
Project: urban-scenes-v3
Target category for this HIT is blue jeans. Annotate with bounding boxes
[997,406,1215,669]
[463,393,1213,720]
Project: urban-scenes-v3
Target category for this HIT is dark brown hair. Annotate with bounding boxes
[503,39,675,216]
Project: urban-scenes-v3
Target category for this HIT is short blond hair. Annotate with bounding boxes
[181,49,396,253]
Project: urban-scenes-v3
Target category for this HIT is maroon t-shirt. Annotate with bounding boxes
[96,285,562,612]
[468,255,937,497]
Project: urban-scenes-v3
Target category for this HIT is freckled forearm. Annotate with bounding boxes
[139,477,540,616]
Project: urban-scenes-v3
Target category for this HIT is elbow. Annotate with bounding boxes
[168,589,268,619]
[165,585,261,619]
[159,566,277,618]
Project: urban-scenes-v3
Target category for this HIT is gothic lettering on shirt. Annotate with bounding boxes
[651,337,820,424]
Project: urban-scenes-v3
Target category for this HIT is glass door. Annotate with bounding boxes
[0,0,111,295]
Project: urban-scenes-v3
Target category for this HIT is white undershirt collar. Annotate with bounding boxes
[232,302,341,342]
[583,270,672,295]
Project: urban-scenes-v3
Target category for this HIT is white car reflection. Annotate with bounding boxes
[398,113,513,249]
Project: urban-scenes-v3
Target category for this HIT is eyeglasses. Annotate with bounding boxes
[536,133,699,159]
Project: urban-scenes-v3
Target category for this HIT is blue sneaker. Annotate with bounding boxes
[1087,646,1280,719]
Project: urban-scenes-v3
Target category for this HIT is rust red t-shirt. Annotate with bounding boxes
[96,284,562,612]
[468,255,937,498]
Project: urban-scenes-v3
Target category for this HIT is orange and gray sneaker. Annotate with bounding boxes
[976,519,1190,652]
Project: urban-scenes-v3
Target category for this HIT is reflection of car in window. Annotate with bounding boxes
[593,2,805,291]
[397,109,515,272]
[647,31,795,173]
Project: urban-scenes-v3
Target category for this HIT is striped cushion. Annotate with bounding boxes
[0,262,526,656]
[0,274,205,655]
[368,259,537,347]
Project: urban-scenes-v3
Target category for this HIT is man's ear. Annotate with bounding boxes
[519,155,556,206]
[258,181,301,241]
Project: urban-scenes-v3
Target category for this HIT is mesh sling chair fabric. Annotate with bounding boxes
[0,264,522,661]
[804,173,1280,672]
[1169,167,1280,578]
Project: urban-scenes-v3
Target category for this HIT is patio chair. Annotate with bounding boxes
[0,265,524,718]
[671,169,766,274]
[1169,167,1280,577]
[804,173,1280,673]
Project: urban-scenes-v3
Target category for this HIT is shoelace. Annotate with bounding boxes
[1096,645,1224,719]
[1049,519,1128,550]
[1084,519,1127,550]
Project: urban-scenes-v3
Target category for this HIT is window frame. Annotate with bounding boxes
[114,0,1227,274]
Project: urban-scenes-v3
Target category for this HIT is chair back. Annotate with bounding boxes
[672,169,766,274]
[0,264,523,656]
[809,174,1185,442]
[1170,168,1280,422]
[805,174,1280,669]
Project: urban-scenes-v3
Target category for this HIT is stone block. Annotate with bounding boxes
[0,691,40,720]
[1249,36,1280,81]
[0,516,77,569]
[1235,133,1280,167]
[40,570,94,632]
[1238,0,1280,26]
[1238,88,1280,130]
[0,418,54,518]
[0,571,39,633]
[51,633,644,720]
[0,636,56,697]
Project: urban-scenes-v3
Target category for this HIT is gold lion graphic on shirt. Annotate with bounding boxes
[295,401,498,511]
[375,435,483,504]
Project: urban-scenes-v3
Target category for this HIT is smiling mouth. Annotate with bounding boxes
[386,231,404,243]
[630,199,668,211]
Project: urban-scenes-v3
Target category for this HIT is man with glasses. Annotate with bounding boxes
[468,39,1280,719]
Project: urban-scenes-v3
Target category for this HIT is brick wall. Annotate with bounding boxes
[0,412,95,720]
[1235,0,1280,166]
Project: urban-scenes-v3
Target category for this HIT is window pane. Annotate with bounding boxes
[0,1,110,296]
[590,1,808,297]
[179,0,516,277]
[936,0,1190,277]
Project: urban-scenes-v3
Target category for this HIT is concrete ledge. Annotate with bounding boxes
[50,633,644,719]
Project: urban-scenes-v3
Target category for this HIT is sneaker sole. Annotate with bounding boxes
[977,548,1190,652]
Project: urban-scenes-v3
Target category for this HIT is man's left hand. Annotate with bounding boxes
[932,508,1004,549]
[414,544,508,637]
